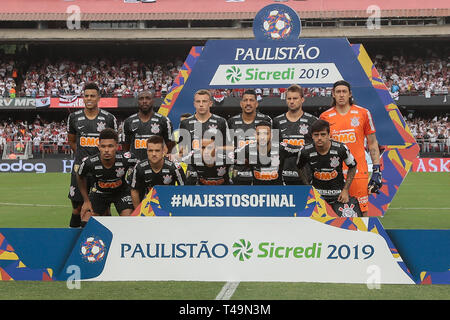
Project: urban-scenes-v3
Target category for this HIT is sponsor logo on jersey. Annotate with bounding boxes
[80,137,100,147]
[237,139,256,148]
[314,170,338,181]
[282,138,305,146]
[199,178,225,185]
[98,179,123,189]
[134,139,147,149]
[253,170,279,181]
[331,132,356,144]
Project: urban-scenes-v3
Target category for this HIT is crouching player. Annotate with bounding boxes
[77,128,137,227]
[296,120,362,217]
[129,135,186,209]
[185,138,232,185]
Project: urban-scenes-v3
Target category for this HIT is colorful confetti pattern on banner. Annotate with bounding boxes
[0,233,53,281]
[307,216,415,282]
[131,188,171,217]
[351,44,420,216]
[157,46,203,117]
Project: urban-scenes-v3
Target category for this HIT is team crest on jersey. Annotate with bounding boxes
[338,203,357,217]
[330,156,340,168]
[350,117,360,127]
[299,124,309,135]
[163,174,173,184]
[97,121,106,132]
[151,123,160,134]
[217,166,227,177]
[207,124,218,134]
[116,167,125,177]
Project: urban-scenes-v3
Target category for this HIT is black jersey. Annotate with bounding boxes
[77,151,137,195]
[185,164,231,185]
[185,150,231,185]
[129,158,186,194]
[67,109,118,166]
[272,112,318,184]
[227,112,272,148]
[179,114,231,165]
[234,141,287,185]
[297,141,357,203]
[123,112,174,161]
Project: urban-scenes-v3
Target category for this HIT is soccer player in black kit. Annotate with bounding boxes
[123,90,175,161]
[129,135,186,208]
[234,120,287,185]
[273,84,317,185]
[228,89,272,184]
[67,82,118,228]
[178,89,231,166]
[185,138,232,185]
[296,120,362,217]
[77,128,137,227]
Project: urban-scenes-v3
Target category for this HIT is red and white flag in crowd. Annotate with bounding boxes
[35,96,50,108]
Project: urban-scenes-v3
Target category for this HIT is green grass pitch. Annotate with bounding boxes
[0,172,449,300]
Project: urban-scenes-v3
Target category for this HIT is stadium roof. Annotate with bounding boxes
[0,0,449,21]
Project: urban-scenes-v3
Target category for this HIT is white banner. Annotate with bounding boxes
[87,217,414,284]
[209,63,342,86]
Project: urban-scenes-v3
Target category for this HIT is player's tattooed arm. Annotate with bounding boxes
[68,133,77,153]
[367,133,381,165]
[339,165,356,203]
[76,174,93,220]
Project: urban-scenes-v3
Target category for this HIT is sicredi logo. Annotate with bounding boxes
[120,239,322,261]
[210,63,342,86]
[0,160,47,173]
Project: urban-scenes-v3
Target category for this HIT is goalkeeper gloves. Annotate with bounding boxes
[368,164,382,194]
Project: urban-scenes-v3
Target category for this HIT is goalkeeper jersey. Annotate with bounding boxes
[320,105,376,179]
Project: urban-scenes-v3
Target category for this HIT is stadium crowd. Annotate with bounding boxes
[18,57,184,99]
[373,52,449,98]
[405,116,450,153]
[0,57,18,98]
[0,47,447,99]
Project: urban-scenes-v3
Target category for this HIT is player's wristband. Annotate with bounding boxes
[372,164,381,173]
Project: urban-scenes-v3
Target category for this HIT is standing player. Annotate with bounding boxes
[129,135,186,209]
[227,89,272,184]
[273,84,317,185]
[123,90,175,161]
[67,82,118,228]
[77,128,137,227]
[297,120,361,217]
[320,80,382,215]
[178,89,231,166]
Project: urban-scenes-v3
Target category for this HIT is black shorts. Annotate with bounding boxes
[329,196,363,217]
[283,158,310,185]
[68,167,95,204]
[89,187,134,216]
